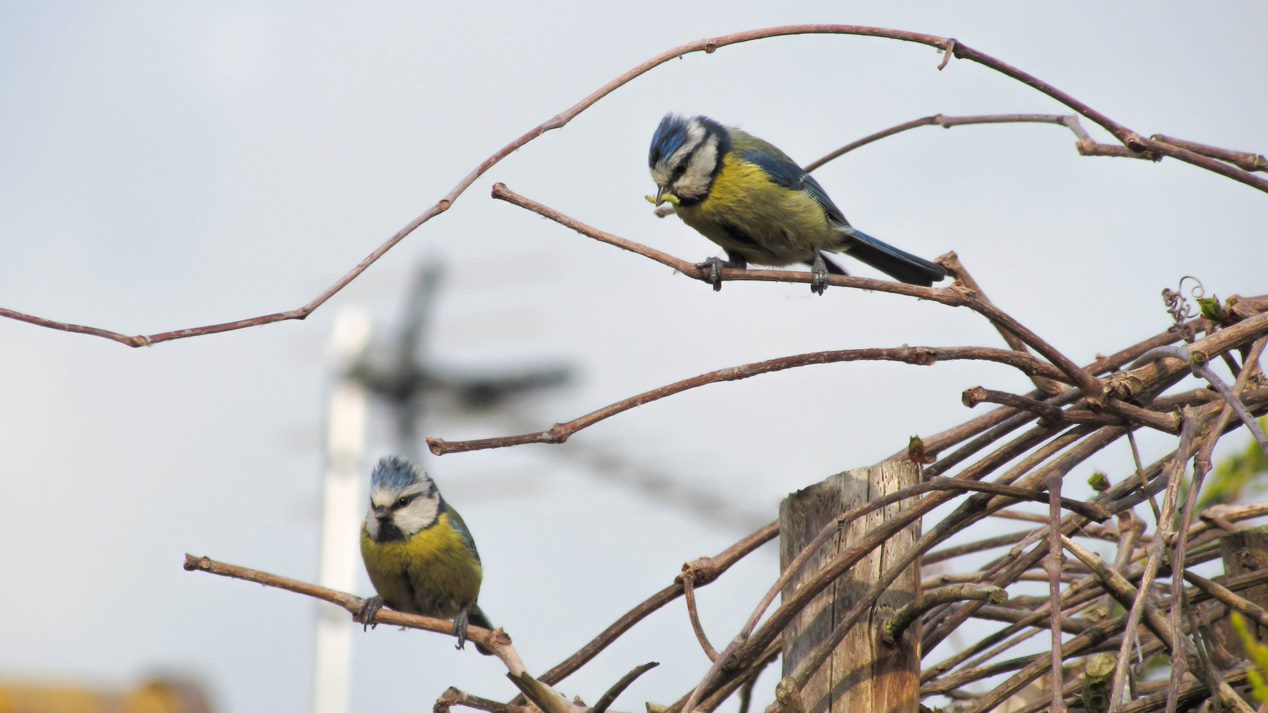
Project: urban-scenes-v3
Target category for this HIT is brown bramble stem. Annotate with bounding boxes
[688,428,1114,713]
[701,475,1107,706]
[1184,570,1268,629]
[882,584,1006,645]
[909,314,1194,477]
[919,425,1118,654]
[681,568,719,662]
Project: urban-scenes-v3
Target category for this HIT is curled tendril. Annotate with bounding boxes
[1161,275,1206,342]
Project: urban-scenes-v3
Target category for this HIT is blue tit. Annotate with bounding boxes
[359,455,494,655]
[647,114,947,294]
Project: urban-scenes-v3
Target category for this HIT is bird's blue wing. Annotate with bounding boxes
[444,504,483,562]
[739,149,848,225]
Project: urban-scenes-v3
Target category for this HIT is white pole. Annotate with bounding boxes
[312,308,371,713]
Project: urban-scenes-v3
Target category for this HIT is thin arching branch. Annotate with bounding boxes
[428,344,1067,455]
[803,113,1132,172]
[5,25,1264,346]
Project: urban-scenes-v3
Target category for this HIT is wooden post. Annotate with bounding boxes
[1218,526,1268,660]
[779,461,922,713]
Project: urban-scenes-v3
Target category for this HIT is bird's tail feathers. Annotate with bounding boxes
[469,605,493,630]
[469,605,496,656]
[818,252,848,275]
[839,228,946,286]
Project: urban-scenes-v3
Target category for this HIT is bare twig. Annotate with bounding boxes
[726,474,1106,677]
[1106,411,1200,712]
[527,521,776,692]
[1126,430,1163,521]
[882,584,1007,644]
[9,24,1263,347]
[507,672,583,713]
[681,568,719,662]
[1184,571,1268,629]
[890,313,1214,469]
[921,426,1125,653]
[428,343,1066,455]
[590,662,659,713]
[803,113,1128,173]
[436,687,522,713]
[490,184,1104,403]
[1151,134,1268,173]
[1134,345,1268,454]
[1195,337,1267,477]
[182,554,525,673]
[1045,470,1067,713]
[962,386,1067,426]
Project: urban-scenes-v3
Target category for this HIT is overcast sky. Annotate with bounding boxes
[2,2,1266,712]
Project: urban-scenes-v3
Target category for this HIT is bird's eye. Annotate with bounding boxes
[396,496,411,508]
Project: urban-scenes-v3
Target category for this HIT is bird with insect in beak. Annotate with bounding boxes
[647,114,946,294]
[359,455,494,654]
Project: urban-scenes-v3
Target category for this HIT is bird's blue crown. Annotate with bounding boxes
[370,455,432,493]
[649,114,728,168]
[648,114,691,167]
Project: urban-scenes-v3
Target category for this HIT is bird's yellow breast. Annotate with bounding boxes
[676,153,837,265]
[360,511,483,618]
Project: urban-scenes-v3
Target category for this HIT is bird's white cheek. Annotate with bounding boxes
[675,139,719,199]
[394,499,440,535]
[364,513,380,538]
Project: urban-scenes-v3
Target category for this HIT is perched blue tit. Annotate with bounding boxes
[647,114,947,293]
[359,455,494,655]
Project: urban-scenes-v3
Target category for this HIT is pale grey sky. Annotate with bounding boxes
[2,2,1266,712]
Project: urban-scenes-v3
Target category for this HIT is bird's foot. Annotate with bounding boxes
[359,595,385,631]
[453,611,470,651]
[694,257,728,292]
[810,254,829,295]
[694,257,746,292]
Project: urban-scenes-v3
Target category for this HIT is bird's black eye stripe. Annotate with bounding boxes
[394,494,414,509]
[669,139,706,182]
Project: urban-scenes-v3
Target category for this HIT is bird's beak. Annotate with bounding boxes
[644,185,681,207]
[649,185,680,206]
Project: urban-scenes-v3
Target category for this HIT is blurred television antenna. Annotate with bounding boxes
[349,263,573,462]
